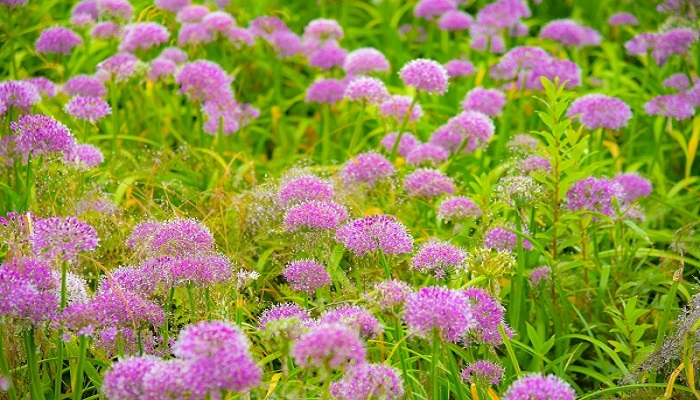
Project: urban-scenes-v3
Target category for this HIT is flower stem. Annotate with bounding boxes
[321,104,331,164]
[348,103,366,155]
[0,326,17,400]
[23,329,45,400]
[431,330,441,400]
[389,97,418,160]
[72,335,87,400]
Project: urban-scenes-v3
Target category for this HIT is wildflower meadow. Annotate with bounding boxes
[1,0,700,398]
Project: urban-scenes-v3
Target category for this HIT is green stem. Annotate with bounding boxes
[431,330,441,400]
[393,319,414,399]
[110,82,119,157]
[321,104,331,164]
[510,213,526,334]
[348,103,366,154]
[72,336,87,400]
[0,326,17,400]
[651,267,682,383]
[55,260,68,399]
[389,97,418,160]
[24,329,46,400]
[187,284,197,322]
[499,324,522,377]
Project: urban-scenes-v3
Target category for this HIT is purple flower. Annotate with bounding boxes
[343,48,390,75]
[439,110,495,153]
[462,87,507,117]
[126,219,215,257]
[0,375,9,392]
[64,143,104,169]
[399,58,449,95]
[652,28,698,65]
[437,196,483,222]
[292,323,366,369]
[24,77,56,98]
[155,0,191,12]
[657,0,700,20]
[303,18,344,41]
[0,80,41,113]
[414,0,456,20]
[175,60,232,103]
[320,305,383,338]
[174,320,261,393]
[476,0,530,29]
[330,363,404,400]
[411,239,467,279]
[404,168,455,197]
[608,12,638,26]
[366,280,413,312]
[35,26,83,55]
[344,76,390,104]
[438,10,473,31]
[91,21,121,40]
[283,200,349,231]
[503,373,575,400]
[176,4,209,23]
[526,59,582,90]
[470,23,505,53]
[444,59,475,78]
[63,75,106,98]
[379,95,423,122]
[96,52,144,81]
[97,0,133,20]
[269,30,302,58]
[102,356,163,400]
[539,19,602,47]
[0,258,59,325]
[178,23,214,46]
[463,287,512,345]
[340,152,395,188]
[613,173,652,202]
[644,94,695,120]
[663,73,695,91]
[30,216,99,262]
[566,177,624,217]
[160,47,188,63]
[249,16,289,38]
[0,0,28,8]
[148,58,177,81]
[226,27,255,47]
[258,303,311,338]
[530,266,552,287]
[490,46,552,81]
[202,11,236,33]
[380,132,419,157]
[283,259,332,294]
[484,226,532,252]
[140,254,233,289]
[624,32,657,55]
[566,94,632,130]
[278,174,334,206]
[64,95,111,122]
[305,78,346,104]
[11,114,76,159]
[508,134,540,153]
[119,22,169,53]
[336,214,413,256]
[519,155,551,175]
[307,40,347,70]
[406,143,449,167]
[461,360,504,385]
[403,286,473,342]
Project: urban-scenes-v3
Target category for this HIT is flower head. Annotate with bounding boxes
[399,58,449,95]
[503,374,575,400]
[258,303,311,339]
[380,132,419,157]
[336,214,413,256]
[461,360,504,385]
[283,259,332,294]
[483,226,532,252]
[11,114,76,159]
[343,48,390,75]
[566,177,624,217]
[463,287,512,345]
[404,168,455,197]
[292,323,366,369]
[406,143,449,167]
[437,196,482,222]
[403,286,473,342]
[63,75,106,98]
[438,10,473,31]
[366,280,413,312]
[608,12,638,26]
[320,305,383,338]
[283,200,349,231]
[330,363,404,400]
[379,95,423,122]
[0,80,41,112]
[36,26,83,55]
[64,96,111,122]
[119,22,169,53]
[344,76,390,104]
[530,266,552,287]
[279,175,334,206]
[644,94,695,120]
[566,94,632,130]
[411,240,467,279]
[462,87,507,117]
[539,19,602,47]
[444,59,475,78]
[64,143,105,169]
[306,78,346,104]
[340,152,395,188]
